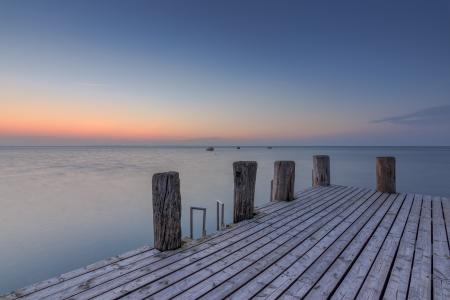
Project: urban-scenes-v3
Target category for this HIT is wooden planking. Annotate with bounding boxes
[155,189,375,300]
[441,197,450,251]
[205,190,382,300]
[382,194,422,299]
[17,185,342,299]
[256,186,326,214]
[1,245,155,300]
[356,193,415,299]
[87,188,365,299]
[3,186,447,300]
[328,193,407,300]
[431,196,450,300]
[56,187,357,299]
[408,195,433,300]
[280,193,405,299]
[304,193,405,299]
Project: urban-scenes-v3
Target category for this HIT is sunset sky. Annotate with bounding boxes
[1,0,450,145]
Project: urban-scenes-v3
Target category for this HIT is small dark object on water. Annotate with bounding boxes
[236,146,241,149]
[206,146,214,151]
[267,146,272,149]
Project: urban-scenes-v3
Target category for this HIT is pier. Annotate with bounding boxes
[3,157,449,299]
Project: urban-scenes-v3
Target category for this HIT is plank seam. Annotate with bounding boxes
[59,187,356,299]
[378,194,415,298]
[406,197,423,300]
[110,188,364,299]
[327,194,401,298]
[354,194,408,298]
[187,190,377,299]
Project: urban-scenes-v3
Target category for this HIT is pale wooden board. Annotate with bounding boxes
[280,193,406,299]
[231,193,388,299]
[15,185,343,299]
[356,193,415,299]
[145,189,374,300]
[441,197,450,251]
[382,194,422,300]
[304,193,404,299]
[431,196,450,300]
[1,245,154,299]
[256,186,317,212]
[196,190,380,300]
[56,187,358,299]
[408,195,433,300]
[86,187,363,299]
[328,193,407,300]
[6,186,445,300]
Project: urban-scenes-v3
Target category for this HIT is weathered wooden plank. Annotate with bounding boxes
[408,195,433,300]
[18,185,342,299]
[1,245,154,299]
[279,193,405,299]
[200,190,380,300]
[59,187,359,299]
[147,189,374,300]
[304,194,406,300]
[90,187,363,299]
[441,197,450,251]
[431,196,450,300]
[257,186,327,214]
[382,194,422,300]
[325,193,406,300]
[355,193,415,299]
[256,186,315,212]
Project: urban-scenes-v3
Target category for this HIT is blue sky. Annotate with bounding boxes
[1,0,450,145]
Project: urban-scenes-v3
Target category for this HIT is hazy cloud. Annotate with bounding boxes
[76,82,109,87]
[371,105,450,125]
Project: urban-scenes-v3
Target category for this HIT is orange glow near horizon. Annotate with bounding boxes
[1,86,362,142]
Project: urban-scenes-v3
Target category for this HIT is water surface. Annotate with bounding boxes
[1,146,449,293]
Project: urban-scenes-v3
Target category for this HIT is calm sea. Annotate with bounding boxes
[0,146,449,293]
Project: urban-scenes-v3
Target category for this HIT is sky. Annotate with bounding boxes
[1,0,450,146]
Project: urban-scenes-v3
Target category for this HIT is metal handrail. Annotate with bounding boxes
[216,200,225,230]
[190,206,206,239]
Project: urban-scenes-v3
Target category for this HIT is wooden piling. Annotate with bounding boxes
[272,161,295,201]
[233,161,257,222]
[312,155,330,187]
[152,171,182,251]
[376,157,396,193]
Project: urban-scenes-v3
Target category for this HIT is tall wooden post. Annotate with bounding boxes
[376,157,396,193]
[233,161,257,223]
[152,171,182,251]
[272,161,295,201]
[312,155,330,187]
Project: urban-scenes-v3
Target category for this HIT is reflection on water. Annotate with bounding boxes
[0,146,449,293]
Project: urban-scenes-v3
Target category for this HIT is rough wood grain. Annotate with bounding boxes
[272,161,295,201]
[408,195,432,300]
[382,194,422,300]
[233,161,257,222]
[312,155,330,187]
[376,156,396,193]
[152,171,182,251]
[5,187,445,300]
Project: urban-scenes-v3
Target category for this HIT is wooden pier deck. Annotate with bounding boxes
[3,185,450,299]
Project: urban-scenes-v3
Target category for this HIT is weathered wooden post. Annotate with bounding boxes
[312,155,330,187]
[272,161,295,201]
[233,161,257,223]
[376,157,396,193]
[152,171,182,251]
